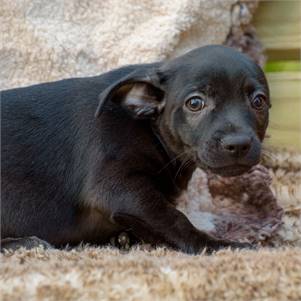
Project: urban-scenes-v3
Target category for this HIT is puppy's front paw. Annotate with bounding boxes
[206,239,256,253]
[226,241,256,250]
[1,236,53,252]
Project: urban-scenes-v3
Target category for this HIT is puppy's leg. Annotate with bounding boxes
[104,176,252,254]
[1,236,53,252]
[113,210,252,254]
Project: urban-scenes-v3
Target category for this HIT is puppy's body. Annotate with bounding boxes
[2,64,192,245]
[1,46,269,252]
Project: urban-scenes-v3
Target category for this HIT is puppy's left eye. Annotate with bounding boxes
[185,97,206,112]
[251,94,266,110]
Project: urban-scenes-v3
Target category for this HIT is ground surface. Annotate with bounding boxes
[1,246,301,301]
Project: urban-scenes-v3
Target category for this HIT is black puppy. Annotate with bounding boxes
[1,45,270,253]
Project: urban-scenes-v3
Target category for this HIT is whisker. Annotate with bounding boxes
[174,157,193,181]
[174,159,187,180]
[157,151,189,174]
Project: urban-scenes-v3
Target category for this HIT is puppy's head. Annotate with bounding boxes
[96,45,270,177]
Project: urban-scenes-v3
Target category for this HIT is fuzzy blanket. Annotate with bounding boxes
[1,0,261,90]
[178,165,283,245]
[182,149,301,247]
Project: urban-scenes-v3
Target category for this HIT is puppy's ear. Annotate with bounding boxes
[95,69,165,119]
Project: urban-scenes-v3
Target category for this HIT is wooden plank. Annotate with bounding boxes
[267,72,301,99]
[265,128,301,150]
[265,61,301,72]
[253,1,301,150]
[253,0,301,50]
[266,72,301,150]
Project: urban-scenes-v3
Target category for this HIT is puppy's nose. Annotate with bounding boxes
[221,135,251,158]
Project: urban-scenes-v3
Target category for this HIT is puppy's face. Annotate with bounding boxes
[157,46,270,176]
[97,45,270,177]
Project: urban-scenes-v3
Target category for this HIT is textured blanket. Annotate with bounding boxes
[182,149,301,246]
[1,0,261,90]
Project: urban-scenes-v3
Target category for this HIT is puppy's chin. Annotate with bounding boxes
[196,158,254,177]
[207,165,252,177]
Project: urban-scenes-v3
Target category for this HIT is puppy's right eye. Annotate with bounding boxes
[251,94,266,110]
[185,97,206,112]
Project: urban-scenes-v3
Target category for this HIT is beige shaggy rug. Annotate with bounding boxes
[1,0,301,300]
[1,247,301,301]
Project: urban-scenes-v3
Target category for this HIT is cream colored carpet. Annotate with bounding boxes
[1,247,301,301]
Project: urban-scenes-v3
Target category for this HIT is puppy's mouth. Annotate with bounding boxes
[207,164,252,177]
[196,157,253,177]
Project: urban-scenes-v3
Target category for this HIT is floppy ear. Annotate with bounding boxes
[95,69,165,119]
